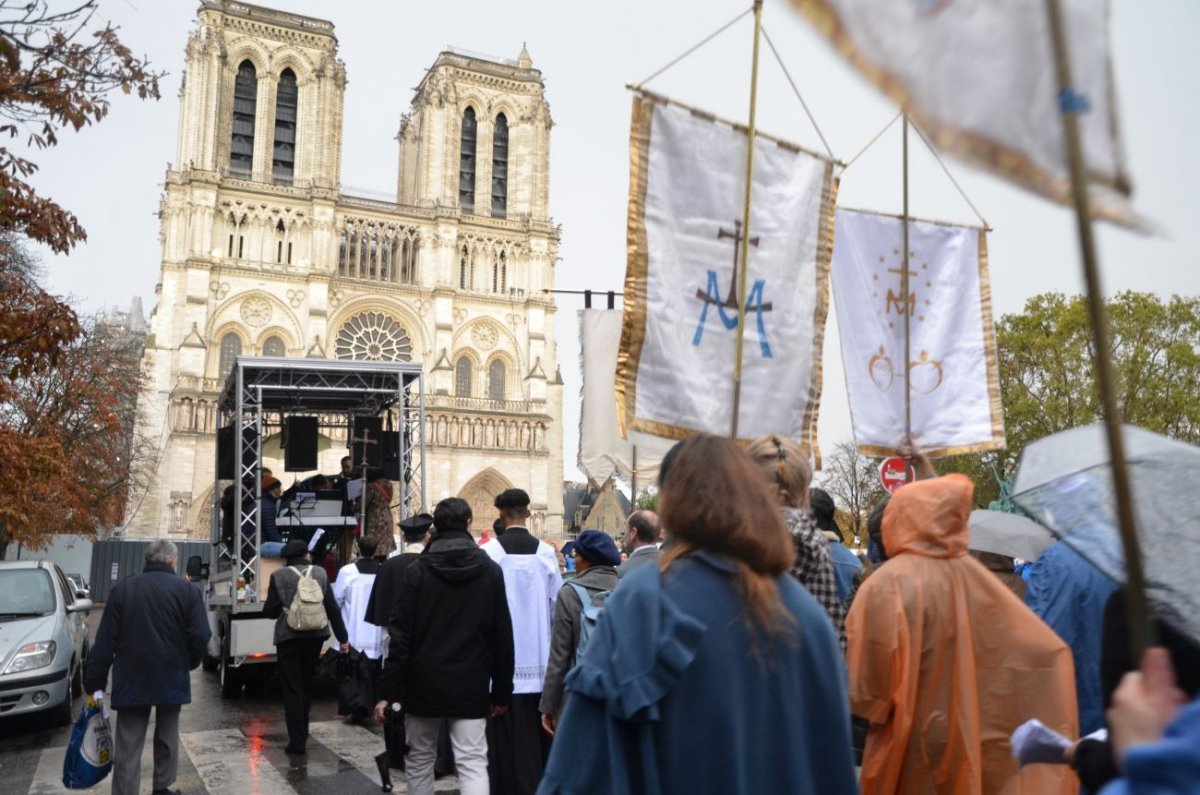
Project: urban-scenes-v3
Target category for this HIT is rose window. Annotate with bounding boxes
[335,312,413,362]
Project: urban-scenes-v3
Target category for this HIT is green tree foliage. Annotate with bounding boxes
[940,292,1200,505]
[634,488,659,512]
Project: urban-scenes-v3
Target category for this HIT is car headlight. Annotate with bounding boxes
[4,641,56,674]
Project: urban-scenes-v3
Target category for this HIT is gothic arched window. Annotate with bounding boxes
[230,60,257,176]
[459,107,477,213]
[401,238,418,284]
[488,360,506,401]
[493,251,507,294]
[272,68,297,184]
[262,336,285,357]
[218,333,242,377]
[492,113,508,218]
[455,357,472,398]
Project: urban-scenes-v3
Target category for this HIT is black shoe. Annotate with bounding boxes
[284,745,306,756]
[152,789,182,795]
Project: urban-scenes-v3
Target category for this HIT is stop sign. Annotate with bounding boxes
[879,457,914,493]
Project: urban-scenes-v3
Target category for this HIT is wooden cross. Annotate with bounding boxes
[352,426,377,484]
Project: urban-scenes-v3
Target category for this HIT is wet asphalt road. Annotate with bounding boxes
[0,607,458,793]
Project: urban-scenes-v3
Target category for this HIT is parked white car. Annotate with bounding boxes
[0,560,93,725]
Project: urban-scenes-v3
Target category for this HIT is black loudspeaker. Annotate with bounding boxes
[351,416,383,469]
[216,424,259,480]
[380,431,402,481]
[283,416,319,472]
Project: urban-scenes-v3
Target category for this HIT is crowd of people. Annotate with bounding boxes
[85,431,1200,795]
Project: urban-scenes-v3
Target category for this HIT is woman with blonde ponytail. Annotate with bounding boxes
[538,434,858,795]
[746,435,846,652]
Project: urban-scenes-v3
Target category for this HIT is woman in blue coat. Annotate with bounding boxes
[538,434,858,795]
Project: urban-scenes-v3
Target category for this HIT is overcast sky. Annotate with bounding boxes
[32,0,1200,483]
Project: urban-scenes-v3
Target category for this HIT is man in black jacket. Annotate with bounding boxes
[365,512,433,628]
[375,498,514,795]
[84,540,211,795]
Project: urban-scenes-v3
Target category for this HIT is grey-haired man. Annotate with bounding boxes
[85,540,211,795]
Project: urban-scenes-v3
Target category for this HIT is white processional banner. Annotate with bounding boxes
[616,94,837,450]
[578,309,674,486]
[789,0,1137,226]
[832,209,1005,456]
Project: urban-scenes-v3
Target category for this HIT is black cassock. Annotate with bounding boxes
[366,552,455,775]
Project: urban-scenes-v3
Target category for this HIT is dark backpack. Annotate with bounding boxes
[566,581,610,660]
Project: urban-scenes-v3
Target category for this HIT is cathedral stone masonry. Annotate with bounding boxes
[129,1,564,539]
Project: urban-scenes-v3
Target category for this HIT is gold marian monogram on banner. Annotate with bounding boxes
[866,246,944,394]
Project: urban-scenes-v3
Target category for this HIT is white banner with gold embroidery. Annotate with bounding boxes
[832,208,1004,456]
[789,0,1138,225]
[616,94,836,449]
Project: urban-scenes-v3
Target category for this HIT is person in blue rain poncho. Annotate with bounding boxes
[1026,539,1119,735]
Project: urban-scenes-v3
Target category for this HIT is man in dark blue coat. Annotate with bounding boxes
[85,540,211,795]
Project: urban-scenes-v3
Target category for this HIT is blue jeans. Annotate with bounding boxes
[261,541,286,558]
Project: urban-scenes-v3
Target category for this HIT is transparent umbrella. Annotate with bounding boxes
[1012,424,1200,645]
[967,510,1056,562]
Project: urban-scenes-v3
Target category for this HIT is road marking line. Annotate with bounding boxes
[181,726,295,793]
[308,720,461,792]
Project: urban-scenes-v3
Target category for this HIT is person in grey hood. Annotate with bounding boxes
[375,498,514,795]
[539,530,621,734]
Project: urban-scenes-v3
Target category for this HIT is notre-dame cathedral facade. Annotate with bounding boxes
[128,1,565,539]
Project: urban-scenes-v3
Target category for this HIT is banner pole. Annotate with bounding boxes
[730,0,764,439]
[631,444,639,505]
[1044,0,1153,657]
[901,115,913,476]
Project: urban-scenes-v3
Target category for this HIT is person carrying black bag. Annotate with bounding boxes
[263,539,349,756]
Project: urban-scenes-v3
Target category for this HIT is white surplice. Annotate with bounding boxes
[332,562,384,659]
[481,539,562,695]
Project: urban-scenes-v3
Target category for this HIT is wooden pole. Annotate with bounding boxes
[631,444,639,507]
[1044,0,1154,656]
[901,116,913,455]
[354,426,377,557]
[730,0,764,439]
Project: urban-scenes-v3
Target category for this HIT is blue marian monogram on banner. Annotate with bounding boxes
[692,221,774,358]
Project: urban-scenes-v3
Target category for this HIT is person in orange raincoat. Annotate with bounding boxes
[847,473,1079,795]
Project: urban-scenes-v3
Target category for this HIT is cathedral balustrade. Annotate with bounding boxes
[169,396,219,434]
[174,375,226,394]
[218,2,335,34]
[214,166,313,196]
[338,192,437,218]
[426,394,539,414]
[423,409,549,454]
